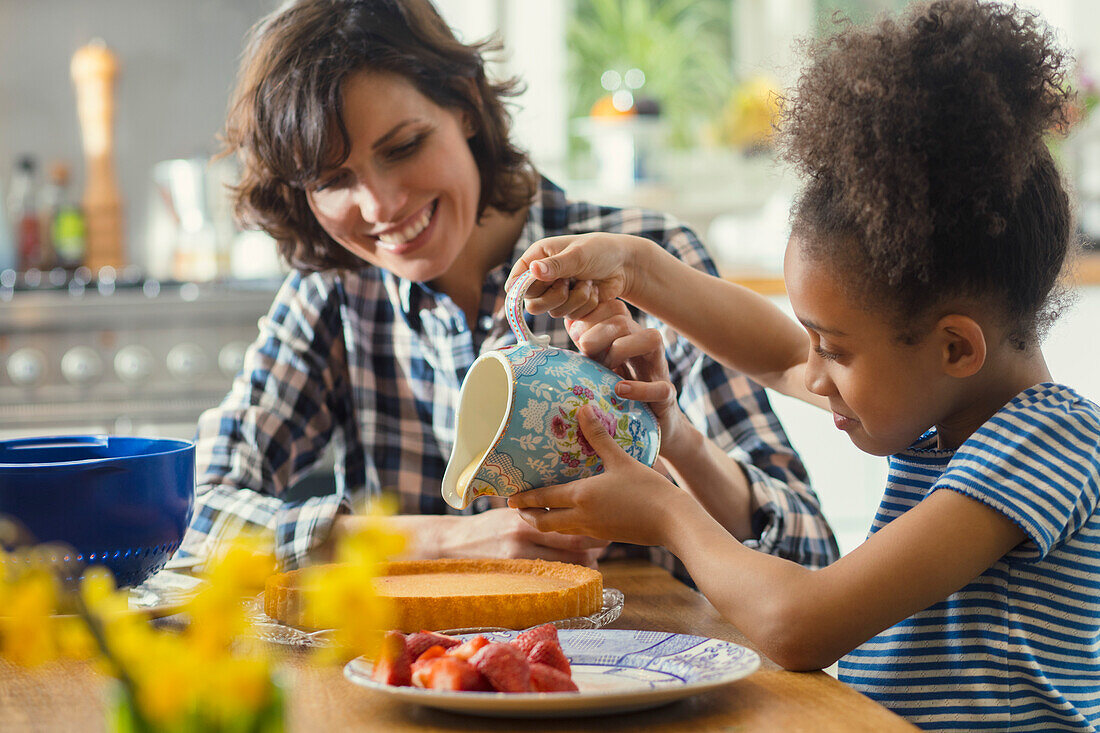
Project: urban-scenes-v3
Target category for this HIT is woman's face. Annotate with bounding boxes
[784,236,951,456]
[306,70,481,283]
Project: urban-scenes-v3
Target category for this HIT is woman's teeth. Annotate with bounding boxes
[378,203,434,246]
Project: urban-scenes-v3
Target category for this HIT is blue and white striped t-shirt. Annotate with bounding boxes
[839,383,1100,731]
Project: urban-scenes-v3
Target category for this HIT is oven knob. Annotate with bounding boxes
[218,341,249,377]
[166,343,208,380]
[114,345,154,383]
[6,347,47,386]
[61,346,104,385]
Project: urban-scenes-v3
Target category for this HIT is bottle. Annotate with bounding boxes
[0,174,14,273]
[8,155,42,271]
[44,162,86,270]
[37,164,61,269]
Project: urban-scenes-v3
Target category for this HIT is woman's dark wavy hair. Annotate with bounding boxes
[221,0,536,271]
[780,0,1076,348]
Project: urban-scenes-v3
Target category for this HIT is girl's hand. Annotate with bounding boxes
[565,299,691,457]
[506,233,654,320]
[507,405,686,547]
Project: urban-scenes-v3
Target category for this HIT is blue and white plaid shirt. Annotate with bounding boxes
[179,177,839,578]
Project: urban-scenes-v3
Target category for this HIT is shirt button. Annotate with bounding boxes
[479,315,494,331]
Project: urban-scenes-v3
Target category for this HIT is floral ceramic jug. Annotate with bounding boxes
[442,270,661,509]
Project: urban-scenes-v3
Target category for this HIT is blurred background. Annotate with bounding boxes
[1,0,1098,554]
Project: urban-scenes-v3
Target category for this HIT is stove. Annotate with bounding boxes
[0,268,280,442]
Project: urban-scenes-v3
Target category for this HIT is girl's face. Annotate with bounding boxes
[784,236,951,456]
[306,70,481,284]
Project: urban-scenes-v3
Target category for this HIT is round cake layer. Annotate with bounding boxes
[376,571,576,596]
[263,557,603,632]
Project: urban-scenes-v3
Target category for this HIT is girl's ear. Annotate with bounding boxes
[935,315,986,378]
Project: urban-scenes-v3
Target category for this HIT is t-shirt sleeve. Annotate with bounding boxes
[933,394,1100,562]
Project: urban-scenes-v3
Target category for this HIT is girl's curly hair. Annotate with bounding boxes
[780,0,1076,347]
[221,0,536,272]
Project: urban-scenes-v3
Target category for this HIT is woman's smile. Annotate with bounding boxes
[370,199,439,254]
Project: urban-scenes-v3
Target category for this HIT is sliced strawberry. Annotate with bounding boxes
[371,630,412,687]
[409,646,445,685]
[405,630,460,660]
[411,656,490,691]
[413,644,447,664]
[529,662,579,692]
[470,642,531,692]
[446,635,491,661]
[526,639,570,674]
[511,623,559,656]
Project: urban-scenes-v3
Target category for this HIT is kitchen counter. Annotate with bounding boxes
[724,250,1100,293]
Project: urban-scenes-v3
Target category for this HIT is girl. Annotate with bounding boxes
[507,1,1100,729]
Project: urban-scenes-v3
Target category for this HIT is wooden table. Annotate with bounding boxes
[0,560,916,732]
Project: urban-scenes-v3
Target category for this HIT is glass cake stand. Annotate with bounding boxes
[246,587,625,648]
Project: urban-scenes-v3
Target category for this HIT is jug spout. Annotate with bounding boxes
[443,447,489,509]
[442,354,512,509]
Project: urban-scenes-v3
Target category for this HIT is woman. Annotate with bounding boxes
[178,0,839,578]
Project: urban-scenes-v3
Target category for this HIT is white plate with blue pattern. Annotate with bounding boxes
[343,629,760,717]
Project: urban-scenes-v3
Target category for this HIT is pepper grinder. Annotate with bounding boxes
[71,40,125,273]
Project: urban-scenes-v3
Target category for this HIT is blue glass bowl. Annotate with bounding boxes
[0,435,195,587]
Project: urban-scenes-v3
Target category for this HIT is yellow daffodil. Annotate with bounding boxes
[182,532,276,661]
[81,566,127,613]
[0,568,59,667]
[0,513,409,730]
[53,616,98,660]
[200,655,275,726]
[303,504,407,664]
[335,508,407,568]
[130,635,201,726]
[204,532,278,593]
[305,562,396,663]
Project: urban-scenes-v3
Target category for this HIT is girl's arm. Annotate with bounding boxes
[671,485,1024,669]
[509,233,827,409]
[510,407,1025,670]
[655,418,758,541]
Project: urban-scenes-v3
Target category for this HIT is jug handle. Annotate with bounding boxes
[505,269,551,346]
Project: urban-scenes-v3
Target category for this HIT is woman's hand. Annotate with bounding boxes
[332,508,609,567]
[565,299,692,458]
[508,405,689,547]
[506,233,656,319]
[442,507,610,567]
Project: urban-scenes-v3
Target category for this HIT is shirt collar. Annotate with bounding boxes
[394,272,418,314]
[390,175,565,316]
